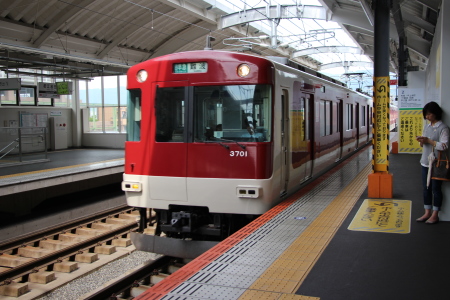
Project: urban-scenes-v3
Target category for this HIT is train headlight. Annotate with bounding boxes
[136,70,148,83]
[237,64,250,77]
[122,181,142,192]
[236,186,260,198]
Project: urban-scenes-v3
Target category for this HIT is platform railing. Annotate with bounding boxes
[0,127,48,166]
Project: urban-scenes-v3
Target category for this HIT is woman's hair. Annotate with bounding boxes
[423,101,443,120]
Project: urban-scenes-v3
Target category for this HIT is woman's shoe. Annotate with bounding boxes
[425,218,439,224]
[416,216,430,222]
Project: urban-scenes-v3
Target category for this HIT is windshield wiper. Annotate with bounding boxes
[196,138,246,150]
[213,138,246,149]
[203,140,230,149]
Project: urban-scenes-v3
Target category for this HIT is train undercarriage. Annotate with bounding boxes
[132,205,258,258]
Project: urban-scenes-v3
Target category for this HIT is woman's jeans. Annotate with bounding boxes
[422,166,443,211]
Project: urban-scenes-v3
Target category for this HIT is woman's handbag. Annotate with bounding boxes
[431,151,450,181]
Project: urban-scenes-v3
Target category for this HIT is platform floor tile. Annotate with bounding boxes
[154,149,372,300]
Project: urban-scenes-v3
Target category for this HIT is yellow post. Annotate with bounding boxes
[369,76,393,198]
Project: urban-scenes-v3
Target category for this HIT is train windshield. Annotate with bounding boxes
[194,85,272,142]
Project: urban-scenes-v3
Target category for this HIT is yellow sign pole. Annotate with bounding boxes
[368,76,393,198]
[373,77,390,172]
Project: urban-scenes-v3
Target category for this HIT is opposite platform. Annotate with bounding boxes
[0,149,124,196]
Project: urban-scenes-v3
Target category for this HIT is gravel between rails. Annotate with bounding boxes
[37,251,160,300]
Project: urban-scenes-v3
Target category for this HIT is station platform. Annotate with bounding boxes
[0,148,126,245]
[0,148,124,196]
[134,147,450,300]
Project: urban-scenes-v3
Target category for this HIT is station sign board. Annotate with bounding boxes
[0,78,21,90]
[56,82,73,95]
[38,82,59,98]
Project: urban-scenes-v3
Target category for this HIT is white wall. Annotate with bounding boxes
[424,0,450,220]
[408,71,426,89]
[0,106,73,151]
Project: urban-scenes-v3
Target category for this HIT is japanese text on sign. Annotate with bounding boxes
[173,62,208,73]
[398,88,424,108]
[373,77,390,171]
[399,109,422,153]
[348,199,411,234]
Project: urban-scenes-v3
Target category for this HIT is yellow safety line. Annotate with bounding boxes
[0,158,123,179]
[239,163,372,300]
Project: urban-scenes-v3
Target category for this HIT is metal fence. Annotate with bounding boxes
[0,127,48,166]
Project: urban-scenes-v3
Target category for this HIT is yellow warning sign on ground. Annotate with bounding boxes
[348,199,411,234]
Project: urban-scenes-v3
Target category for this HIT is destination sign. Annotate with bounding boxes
[173,62,208,74]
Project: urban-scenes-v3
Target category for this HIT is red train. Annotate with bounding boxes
[122,50,372,256]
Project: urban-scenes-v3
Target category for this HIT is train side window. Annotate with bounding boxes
[155,87,185,142]
[320,100,332,136]
[361,105,366,126]
[304,97,309,141]
[336,100,342,133]
[346,103,354,130]
[126,89,141,142]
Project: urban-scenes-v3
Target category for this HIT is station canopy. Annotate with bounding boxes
[0,0,441,88]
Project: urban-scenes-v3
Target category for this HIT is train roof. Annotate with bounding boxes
[265,56,347,87]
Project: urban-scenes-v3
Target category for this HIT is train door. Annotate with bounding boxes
[150,82,188,201]
[281,89,290,196]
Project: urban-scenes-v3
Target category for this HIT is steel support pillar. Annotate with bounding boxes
[369,0,393,198]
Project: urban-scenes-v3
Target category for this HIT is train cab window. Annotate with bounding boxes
[193,85,271,142]
[155,87,185,142]
[126,89,141,141]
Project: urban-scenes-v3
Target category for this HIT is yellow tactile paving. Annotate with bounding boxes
[241,163,372,299]
[262,266,309,280]
[249,278,300,294]
[0,158,123,179]
[279,294,320,300]
[238,290,281,300]
[239,290,320,300]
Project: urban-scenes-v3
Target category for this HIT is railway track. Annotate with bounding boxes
[83,255,189,300]
[0,207,143,298]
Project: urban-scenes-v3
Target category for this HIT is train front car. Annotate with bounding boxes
[122,51,277,257]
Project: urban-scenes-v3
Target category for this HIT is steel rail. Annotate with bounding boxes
[0,221,139,284]
[83,255,175,300]
[0,205,131,250]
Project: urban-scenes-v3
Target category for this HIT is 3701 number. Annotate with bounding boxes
[230,151,248,157]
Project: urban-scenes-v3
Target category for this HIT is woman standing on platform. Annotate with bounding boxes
[416,101,449,224]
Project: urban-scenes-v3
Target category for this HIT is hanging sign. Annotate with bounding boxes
[0,78,21,90]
